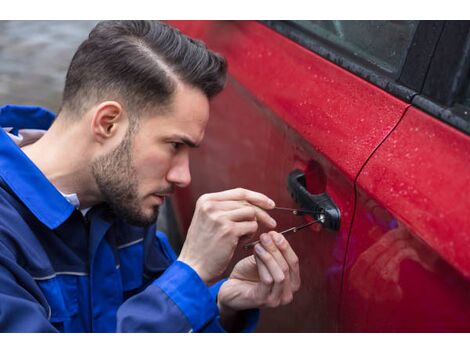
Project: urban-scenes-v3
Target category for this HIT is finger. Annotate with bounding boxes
[232,220,259,237]
[254,243,285,307]
[270,232,301,291]
[199,200,277,229]
[260,233,294,304]
[222,206,277,229]
[204,188,275,210]
[260,233,291,279]
[254,253,274,297]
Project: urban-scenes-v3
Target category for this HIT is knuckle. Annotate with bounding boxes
[280,263,289,275]
[199,200,213,213]
[246,207,256,219]
[277,240,288,251]
[237,188,248,198]
[282,294,294,305]
[267,298,280,308]
[275,273,286,284]
[197,194,209,205]
[262,276,274,286]
[208,211,219,222]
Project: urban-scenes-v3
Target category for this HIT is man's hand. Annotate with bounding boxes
[178,188,277,283]
[216,231,301,328]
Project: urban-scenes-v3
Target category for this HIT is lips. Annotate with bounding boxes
[150,189,173,205]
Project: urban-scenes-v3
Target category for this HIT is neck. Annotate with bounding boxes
[21,117,102,209]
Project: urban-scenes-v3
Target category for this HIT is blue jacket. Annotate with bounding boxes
[0,105,258,332]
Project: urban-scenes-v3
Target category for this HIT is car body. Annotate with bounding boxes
[162,20,470,332]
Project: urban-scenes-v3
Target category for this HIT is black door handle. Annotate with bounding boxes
[287,169,341,231]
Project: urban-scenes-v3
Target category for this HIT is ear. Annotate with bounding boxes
[90,101,127,143]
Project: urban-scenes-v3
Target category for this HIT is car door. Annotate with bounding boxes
[341,21,470,332]
[164,20,420,332]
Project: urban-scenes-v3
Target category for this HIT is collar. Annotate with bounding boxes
[0,105,75,230]
[61,192,81,209]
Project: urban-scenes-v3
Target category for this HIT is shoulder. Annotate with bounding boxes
[0,187,51,273]
[0,186,33,240]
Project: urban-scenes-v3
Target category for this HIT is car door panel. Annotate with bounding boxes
[342,107,470,332]
[186,79,350,331]
[166,20,411,331]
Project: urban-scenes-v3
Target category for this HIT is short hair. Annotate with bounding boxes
[60,20,227,118]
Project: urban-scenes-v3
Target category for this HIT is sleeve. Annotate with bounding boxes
[116,231,260,333]
[0,240,57,332]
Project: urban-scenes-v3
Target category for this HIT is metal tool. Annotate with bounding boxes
[272,206,323,216]
[243,207,326,250]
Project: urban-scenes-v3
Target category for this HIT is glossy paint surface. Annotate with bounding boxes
[167,21,409,331]
[175,80,354,331]
[169,21,408,180]
[342,107,470,331]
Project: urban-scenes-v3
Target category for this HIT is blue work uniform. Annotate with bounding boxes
[0,105,258,332]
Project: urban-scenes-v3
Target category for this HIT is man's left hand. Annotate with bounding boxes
[216,231,301,329]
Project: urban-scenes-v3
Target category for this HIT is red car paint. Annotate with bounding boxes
[342,108,470,331]
[166,21,470,331]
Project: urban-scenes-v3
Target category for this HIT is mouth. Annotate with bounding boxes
[151,194,166,205]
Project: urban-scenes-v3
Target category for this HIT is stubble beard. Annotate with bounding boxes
[90,130,159,227]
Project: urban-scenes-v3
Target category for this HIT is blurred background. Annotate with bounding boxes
[0,21,97,111]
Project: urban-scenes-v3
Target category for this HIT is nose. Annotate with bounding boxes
[166,151,191,188]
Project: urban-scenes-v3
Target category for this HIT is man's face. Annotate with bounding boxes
[91,83,210,226]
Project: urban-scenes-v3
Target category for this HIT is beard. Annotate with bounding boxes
[91,130,159,227]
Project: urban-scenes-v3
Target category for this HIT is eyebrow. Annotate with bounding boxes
[170,135,200,148]
[182,137,199,148]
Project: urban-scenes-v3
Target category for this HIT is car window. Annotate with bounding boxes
[459,76,470,108]
[291,21,419,76]
[450,72,470,126]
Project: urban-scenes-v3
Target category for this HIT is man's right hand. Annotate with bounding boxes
[177,188,277,284]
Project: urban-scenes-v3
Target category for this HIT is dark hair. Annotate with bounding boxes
[60,20,227,117]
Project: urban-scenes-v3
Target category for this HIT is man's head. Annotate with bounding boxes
[58,21,227,226]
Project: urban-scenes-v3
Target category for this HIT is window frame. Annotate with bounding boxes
[263,20,470,136]
[262,20,431,102]
[414,21,470,135]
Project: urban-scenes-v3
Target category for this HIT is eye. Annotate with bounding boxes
[170,142,184,152]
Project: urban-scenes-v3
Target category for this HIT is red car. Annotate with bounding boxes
[160,20,470,332]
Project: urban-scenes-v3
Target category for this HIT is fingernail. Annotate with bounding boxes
[269,218,277,227]
[268,199,275,207]
[273,233,283,244]
[254,244,265,254]
[261,234,272,246]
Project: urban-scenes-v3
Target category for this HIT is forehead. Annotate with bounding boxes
[142,82,210,139]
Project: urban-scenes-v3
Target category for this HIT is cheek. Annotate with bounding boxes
[134,150,171,180]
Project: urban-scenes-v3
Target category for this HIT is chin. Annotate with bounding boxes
[118,204,160,227]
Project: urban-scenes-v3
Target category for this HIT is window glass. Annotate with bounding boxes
[291,21,419,76]
[453,71,470,122]
[459,77,470,108]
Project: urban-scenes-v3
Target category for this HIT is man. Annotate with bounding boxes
[0,21,300,332]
